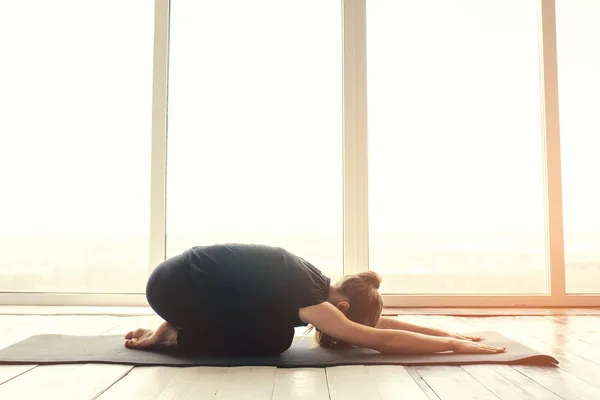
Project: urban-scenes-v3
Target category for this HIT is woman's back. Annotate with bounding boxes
[184,243,331,326]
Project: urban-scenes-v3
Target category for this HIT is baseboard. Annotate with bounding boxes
[0,305,154,316]
[383,307,600,316]
[2,305,600,317]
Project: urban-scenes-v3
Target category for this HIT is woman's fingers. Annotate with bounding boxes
[453,340,506,354]
[476,343,505,353]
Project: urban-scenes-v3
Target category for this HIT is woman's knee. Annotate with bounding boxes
[266,325,295,355]
[145,254,190,314]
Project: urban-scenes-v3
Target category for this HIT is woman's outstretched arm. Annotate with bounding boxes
[377,316,481,341]
[299,302,504,354]
[377,316,443,335]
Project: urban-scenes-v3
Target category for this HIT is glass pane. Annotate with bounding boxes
[166,1,343,281]
[0,1,154,293]
[367,0,546,294]
[556,0,600,294]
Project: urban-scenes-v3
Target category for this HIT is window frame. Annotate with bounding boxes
[342,0,598,307]
[1,0,598,307]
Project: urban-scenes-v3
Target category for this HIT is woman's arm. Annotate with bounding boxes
[377,316,482,341]
[299,303,504,354]
[377,316,443,336]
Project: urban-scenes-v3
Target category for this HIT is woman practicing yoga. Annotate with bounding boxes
[125,244,505,356]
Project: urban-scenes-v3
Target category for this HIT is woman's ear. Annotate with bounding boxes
[336,301,350,313]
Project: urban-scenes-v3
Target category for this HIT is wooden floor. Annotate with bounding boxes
[1,314,599,399]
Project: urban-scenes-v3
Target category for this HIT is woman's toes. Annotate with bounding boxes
[123,324,176,350]
[125,335,154,349]
[133,328,148,338]
[125,328,153,340]
[125,339,142,349]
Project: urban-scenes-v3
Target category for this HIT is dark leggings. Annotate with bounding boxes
[146,254,294,356]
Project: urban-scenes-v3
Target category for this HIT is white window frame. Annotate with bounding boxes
[1,0,599,307]
[350,0,598,307]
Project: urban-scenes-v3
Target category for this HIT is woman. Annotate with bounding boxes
[125,243,505,355]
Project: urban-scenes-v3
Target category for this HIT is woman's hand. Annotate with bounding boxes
[451,339,505,354]
[442,331,482,342]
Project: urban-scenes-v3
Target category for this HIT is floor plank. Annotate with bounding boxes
[0,316,29,333]
[396,315,475,336]
[462,364,562,399]
[2,313,600,400]
[0,316,39,385]
[158,367,229,399]
[366,365,430,400]
[0,316,55,349]
[537,316,600,366]
[0,365,37,386]
[272,368,329,400]
[539,330,600,366]
[556,316,600,333]
[0,306,154,316]
[572,332,599,346]
[0,316,130,399]
[0,316,121,385]
[513,365,600,400]
[95,315,192,399]
[327,365,388,400]
[404,367,442,400]
[465,316,600,390]
[386,308,600,316]
[0,363,132,400]
[414,366,497,400]
[326,366,380,400]
[95,367,181,399]
[213,367,276,400]
[461,316,600,398]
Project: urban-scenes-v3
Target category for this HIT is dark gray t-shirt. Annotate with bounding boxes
[184,243,331,326]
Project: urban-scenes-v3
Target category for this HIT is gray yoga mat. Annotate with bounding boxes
[0,331,558,367]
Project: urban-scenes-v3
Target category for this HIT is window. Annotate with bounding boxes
[366,0,546,294]
[556,0,600,294]
[165,0,344,281]
[0,1,154,293]
[2,0,599,307]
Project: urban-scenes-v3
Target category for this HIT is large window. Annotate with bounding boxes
[367,0,546,294]
[0,1,154,293]
[165,0,344,281]
[556,0,600,294]
[1,0,599,307]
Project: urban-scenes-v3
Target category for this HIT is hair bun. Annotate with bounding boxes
[359,271,382,290]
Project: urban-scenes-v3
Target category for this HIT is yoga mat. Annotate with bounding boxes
[0,331,558,367]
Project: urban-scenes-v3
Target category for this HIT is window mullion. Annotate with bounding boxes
[539,0,566,298]
[149,0,170,274]
[342,0,369,275]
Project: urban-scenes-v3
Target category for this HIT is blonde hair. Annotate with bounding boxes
[308,271,383,348]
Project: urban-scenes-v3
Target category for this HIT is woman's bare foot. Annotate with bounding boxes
[124,321,178,350]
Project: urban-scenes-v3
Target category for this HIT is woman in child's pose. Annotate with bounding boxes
[125,244,505,356]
